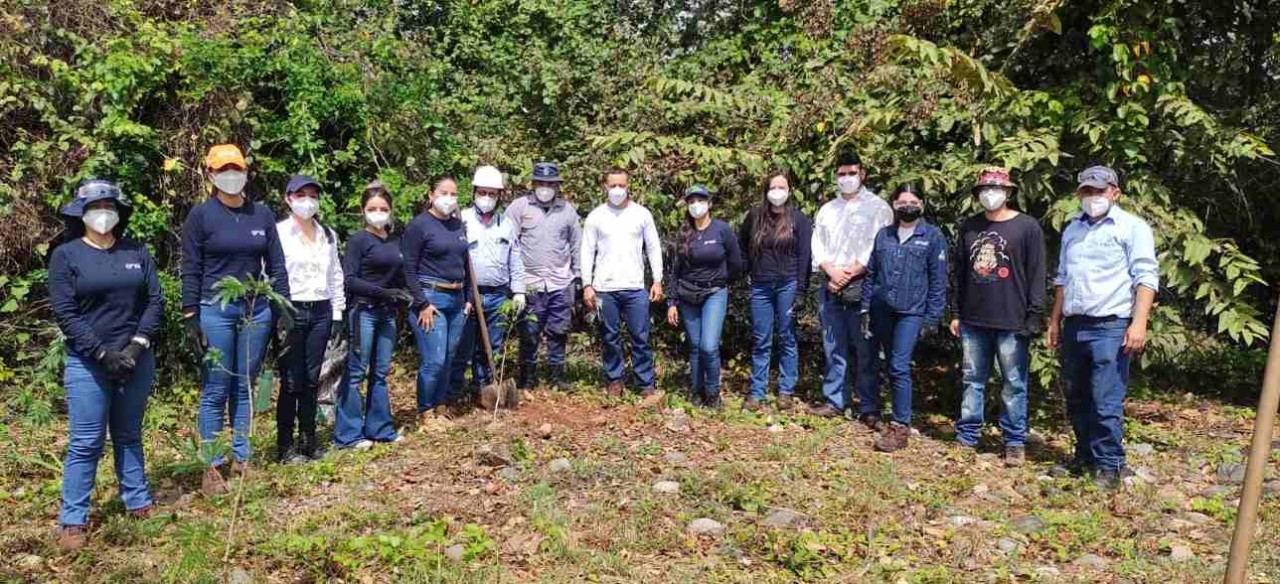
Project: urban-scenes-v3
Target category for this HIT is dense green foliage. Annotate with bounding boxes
[1,0,1276,404]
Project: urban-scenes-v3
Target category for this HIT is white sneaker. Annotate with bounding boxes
[391,435,405,444]
[353,439,374,451]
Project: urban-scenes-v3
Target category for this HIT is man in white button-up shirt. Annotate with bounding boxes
[274,174,345,463]
[809,151,893,419]
[581,167,664,397]
[451,165,526,396]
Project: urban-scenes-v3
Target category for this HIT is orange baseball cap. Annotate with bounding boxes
[205,144,247,170]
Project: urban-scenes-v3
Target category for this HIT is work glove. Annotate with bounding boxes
[384,288,415,305]
[273,301,296,355]
[184,315,207,353]
[99,348,136,382]
[511,293,527,313]
[919,321,939,340]
[332,313,347,343]
[859,312,872,340]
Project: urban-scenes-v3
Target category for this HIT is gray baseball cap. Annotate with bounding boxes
[1077,165,1119,190]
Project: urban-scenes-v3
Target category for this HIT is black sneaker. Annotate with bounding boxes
[1093,467,1133,490]
[856,413,883,432]
[1050,458,1092,478]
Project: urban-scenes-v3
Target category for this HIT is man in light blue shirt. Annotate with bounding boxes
[451,165,526,397]
[1047,165,1158,489]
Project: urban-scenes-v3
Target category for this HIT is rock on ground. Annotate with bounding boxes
[663,451,688,465]
[997,539,1020,554]
[444,544,465,562]
[688,517,725,536]
[1169,543,1195,562]
[228,568,253,584]
[548,458,572,473]
[762,507,800,528]
[477,444,514,467]
[652,480,680,495]
[1130,442,1155,456]
[1011,515,1047,534]
[1073,553,1109,569]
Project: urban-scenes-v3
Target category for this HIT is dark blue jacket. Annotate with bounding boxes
[861,220,947,323]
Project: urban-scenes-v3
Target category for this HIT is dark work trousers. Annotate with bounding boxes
[276,300,333,456]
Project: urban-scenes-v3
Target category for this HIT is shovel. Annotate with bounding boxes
[466,252,519,411]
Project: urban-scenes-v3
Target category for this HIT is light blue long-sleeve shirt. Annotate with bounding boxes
[1054,204,1159,318]
[462,206,526,294]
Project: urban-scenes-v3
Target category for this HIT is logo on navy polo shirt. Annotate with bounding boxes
[125,263,142,270]
[251,229,266,237]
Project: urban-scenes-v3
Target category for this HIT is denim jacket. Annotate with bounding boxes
[861,220,948,323]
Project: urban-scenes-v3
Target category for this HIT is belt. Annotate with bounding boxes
[1064,315,1127,323]
[477,285,509,294]
[422,281,464,292]
[292,299,332,309]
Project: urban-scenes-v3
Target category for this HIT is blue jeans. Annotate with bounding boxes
[955,324,1030,447]
[60,351,155,526]
[820,286,877,411]
[276,300,331,452]
[335,305,399,446]
[409,286,467,411]
[450,288,511,391]
[868,307,923,425]
[199,299,273,465]
[1062,317,1132,471]
[599,289,655,389]
[679,288,728,400]
[749,280,799,399]
[519,286,573,372]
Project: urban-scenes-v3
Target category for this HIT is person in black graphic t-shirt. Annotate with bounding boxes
[949,167,1046,467]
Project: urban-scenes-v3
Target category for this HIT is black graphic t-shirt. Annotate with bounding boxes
[950,213,1047,333]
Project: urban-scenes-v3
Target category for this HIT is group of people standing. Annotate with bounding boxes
[48,144,1158,550]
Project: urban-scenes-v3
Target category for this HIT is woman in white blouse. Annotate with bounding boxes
[274,174,345,464]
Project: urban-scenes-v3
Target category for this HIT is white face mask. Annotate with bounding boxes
[211,169,247,196]
[534,186,556,203]
[607,186,628,207]
[687,201,709,219]
[289,197,319,220]
[1081,195,1111,218]
[433,195,458,215]
[767,188,790,207]
[474,195,497,214]
[365,211,390,228]
[83,208,120,235]
[979,188,1008,212]
[837,175,861,195]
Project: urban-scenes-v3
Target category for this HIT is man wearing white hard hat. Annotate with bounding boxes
[450,165,526,397]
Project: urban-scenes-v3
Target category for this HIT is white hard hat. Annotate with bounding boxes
[473,165,504,190]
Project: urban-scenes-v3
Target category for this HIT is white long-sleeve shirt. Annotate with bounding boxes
[276,218,346,319]
[810,187,893,271]
[581,202,663,292]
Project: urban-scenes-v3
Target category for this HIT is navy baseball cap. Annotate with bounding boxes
[1077,166,1119,190]
[286,174,322,194]
[61,179,129,218]
[682,185,713,200]
[531,162,563,183]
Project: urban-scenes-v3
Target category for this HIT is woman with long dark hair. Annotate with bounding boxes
[335,182,412,449]
[402,175,472,426]
[665,185,744,409]
[50,179,163,550]
[738,171,812,411]
[860,183,947,452]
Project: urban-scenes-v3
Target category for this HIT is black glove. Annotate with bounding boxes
[332,314,347,343]
[122,340,146,363]
[99,349,136,382]
[184,316,207,353]
[919,321,939,340]
[273,301,296,355]
[1022,312,1043,337]
[384,288,414,304]
[859,312,872,340]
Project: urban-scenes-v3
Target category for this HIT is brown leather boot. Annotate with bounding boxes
[873,423,910,452]
[57,525,88,551]
[604,380,624,397]
[201,466,228,497]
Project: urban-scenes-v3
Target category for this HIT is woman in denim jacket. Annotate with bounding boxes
[860,183,948,452]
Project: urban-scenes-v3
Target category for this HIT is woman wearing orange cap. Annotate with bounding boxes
[180,144,291,496]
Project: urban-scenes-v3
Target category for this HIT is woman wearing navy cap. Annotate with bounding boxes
[49,179,163,550]
[274,174,345,463]
[665,185,744,410]
[180,144,291,495]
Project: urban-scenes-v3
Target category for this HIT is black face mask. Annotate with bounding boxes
[895,205,923,222]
